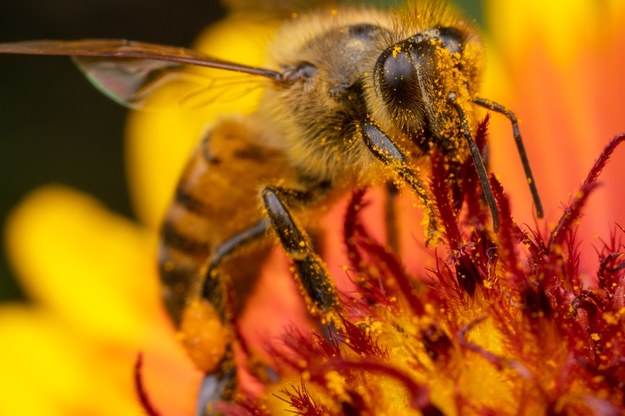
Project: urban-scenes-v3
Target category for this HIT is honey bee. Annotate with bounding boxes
[0,0,543,412]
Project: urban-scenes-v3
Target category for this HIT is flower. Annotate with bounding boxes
[1,186,200,415]
[225,131,625,415]
[482,0,625,279]
[0,15,277,416]
[2,1,625,415]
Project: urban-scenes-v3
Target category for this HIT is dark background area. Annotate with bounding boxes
[0,0,481,302]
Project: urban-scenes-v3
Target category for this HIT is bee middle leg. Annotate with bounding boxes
[195,188,341,414]
[201,186,339,321]
[261,186,341,323]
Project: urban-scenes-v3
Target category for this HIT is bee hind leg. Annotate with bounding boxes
[196,355,236,416]
[187,220,271,414]
[202,218,270,312]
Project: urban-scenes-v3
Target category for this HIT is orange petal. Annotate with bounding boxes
[483,1,625,275]
[0,304,143,415]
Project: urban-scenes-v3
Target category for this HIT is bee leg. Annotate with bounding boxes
[261,187,341,324]
[473,97,544,218]
[361,121,439,244]
[196,355,236,416]
[385,181,400,255]
[447,95,500,230]
[184,220,271,414]
[204,219,270,285]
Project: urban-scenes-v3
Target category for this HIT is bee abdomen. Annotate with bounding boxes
[157,119,289,325]
[158,255,198,325]
[159,209,212,322]
[159,181,216,324]
[174,185,214,218]
[161,218,209,257]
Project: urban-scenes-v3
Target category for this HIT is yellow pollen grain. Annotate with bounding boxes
[325,371,349,401]
[591,333,601,341]
[603,312,618,325]
[369,320,383,334]
[592,375,605,384]
[424,303,435,315]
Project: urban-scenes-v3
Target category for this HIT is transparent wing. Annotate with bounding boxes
[72,56,269,109]
[0,39,283,110]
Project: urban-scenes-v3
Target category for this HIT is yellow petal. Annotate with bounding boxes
[0,304,142,416]
[4,185,160,343]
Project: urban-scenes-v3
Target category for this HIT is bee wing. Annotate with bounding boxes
[223,0,341,15]
[71,56,273,110]
[0,39,284,109]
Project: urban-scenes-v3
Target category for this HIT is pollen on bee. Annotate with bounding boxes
[179,298,232,373]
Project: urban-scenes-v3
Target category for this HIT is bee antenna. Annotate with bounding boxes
[448,93,500,231]
[473,97,544,219]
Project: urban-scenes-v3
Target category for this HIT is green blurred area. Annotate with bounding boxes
[0,0,483,302]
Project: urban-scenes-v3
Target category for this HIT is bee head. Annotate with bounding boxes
[373,26,483,155]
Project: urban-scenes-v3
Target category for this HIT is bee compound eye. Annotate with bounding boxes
[375,43,421,107]
[435,26,465,55]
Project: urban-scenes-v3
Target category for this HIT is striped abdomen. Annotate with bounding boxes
[158,118,290,325]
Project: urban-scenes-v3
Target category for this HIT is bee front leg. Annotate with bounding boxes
[360,121,440,243]
[473,97,544,218]
[261,187,342,325]
[385,181,400,255]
